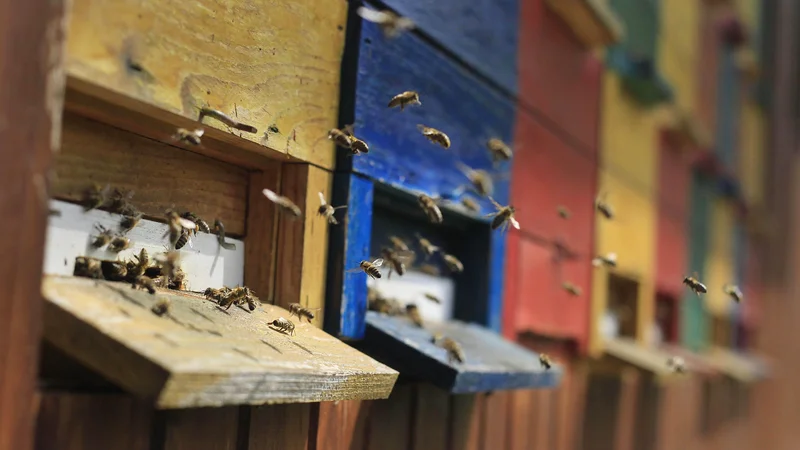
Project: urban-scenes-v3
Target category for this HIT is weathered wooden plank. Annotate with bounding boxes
[543,0,624,48]
[42,276,398,408]
[55,112,250,236]
[65,0,347,168]
[582,372,621,450]
[351,21,514,213]
[0,0,67,447]
[316,400,370,450]
[412,384,450,449]
[360,313,561,393]
[450,394,483,450]
[605,338,674,377]
[366,383,413,450]
[36,393,153,450]
[247,404,310,450]
[162,407,239,450]
[480,392,509,450]
[508,390,534,450]
[374,0,519,94]
[245,167,282,305]
[275,165,333,327]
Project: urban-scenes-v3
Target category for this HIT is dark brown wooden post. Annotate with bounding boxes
[0,0,68,448]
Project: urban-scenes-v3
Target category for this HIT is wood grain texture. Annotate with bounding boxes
[324,173,373,339]
[247,404,310,450]
[365,383,413,450]
[245,167,282,305]
[520,0,603,150]
[275,165,333,328]
[449,394,483,450]
[55,112,250,236]
[351,22,513,214]
[316,400,370,450]
[162,407,239,450]
[360,312,561,393]
[65,0,347,168]
[480,392,509,450]
[374,0,520,94]
[0,0,67,447]
[35,393,152,450]
[42,275,398,408]
[543,0,624,48]
[412,384,450,449]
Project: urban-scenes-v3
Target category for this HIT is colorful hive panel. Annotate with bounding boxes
[704,198,735,316]
[739,103,766,206]
[696,2,721,135]
[656,135,691,296]
[682,173,714,351]
[716,46,742,169]
[659,0,699,113]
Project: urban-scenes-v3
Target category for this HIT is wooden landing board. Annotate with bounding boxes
[659,344,720,377]
[66,0,347,168]
[351,21,514,212]
[42,276,398,408]
[603,338,675,378]
[706,347,769,382]
[372,0,520,95]
[358,312,561,393]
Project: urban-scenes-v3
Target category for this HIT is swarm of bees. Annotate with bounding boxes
[317,192,347,225]
[73,247,189,295]
[204,286,260,312]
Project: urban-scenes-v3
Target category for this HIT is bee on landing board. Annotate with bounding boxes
[455,162,494,197]
[460,197,481,213]
[101,260,128,281]
[723,284,743,303]
[119,209,143,232]
[486,197,520,232]
[108,235,132,253]
[347,259,385,279]
[127,248,150,279]
[74,256,103,279]
[417,125,451,149]
[151,298,171,316]
[539,353,552,370]
[262,188,302,218]
[91,224,114,248]
[356,6,415,38]
[405,303,424,327]
[317,192,347,225]
[418,194,443,224]
[269,317,296,336]
[173,128,205,146]
[487,138,513,163]
[683,273,707,295]
[595,192,614,219]
[387,91,421,110]
[432,335,465,363]
[132,275,157,295]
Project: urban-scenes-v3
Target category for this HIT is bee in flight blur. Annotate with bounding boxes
[455,162,494,197]
[683,273,707,295]
[347,258,384,279]
[539,353,553,370]
[485,197,520,231]
[557,205,571,219]
[415,233,440,258]
[667,356,686,374]
[356,6,415,39]
[417,125,451,149]
[595,192,614,219]
[591,252,618,268]
[723,283,743,303]
[173,128,205,146]
[441,253,464,274]
[418,194,443,224]
[562,282,582,296]
[289,301,321,323]
[262,188,302,218]
[381,247,413,278]
[388,91,421,110]
[405,303,424,327]
[487,138,512,163]
[163,211,197,249]
[317,192,347,225]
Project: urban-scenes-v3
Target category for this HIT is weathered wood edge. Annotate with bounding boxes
[543,0,625,48]
[603,338,674,377]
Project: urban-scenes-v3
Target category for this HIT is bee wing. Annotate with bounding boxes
[318,191,327,207]
[262,188,280,202]
[356,6,389,23]
[509,217,521,230]
[487,196,503,210]
[333,205,348,210]
[416,124,429,133]
[345,268,364,273]
[178,217,198,230]
[194,129,205,137]
[372,258,385,267]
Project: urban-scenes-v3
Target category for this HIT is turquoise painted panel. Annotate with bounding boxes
[682,172,714,351]
[609,0,659,59]
[716,46,741,169]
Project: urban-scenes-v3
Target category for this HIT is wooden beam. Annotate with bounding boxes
[315,400,370,450]
[0,0,68,447]
[247,404,311,450]
[162,407,239,450]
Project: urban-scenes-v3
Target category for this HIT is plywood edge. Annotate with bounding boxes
[544,0,625,48]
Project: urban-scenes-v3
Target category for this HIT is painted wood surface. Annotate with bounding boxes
[350,21,513,213]
[696,2,721,136]
[374,0,519,95]
[683,172,714,351]
[519,0,603,150]
[359,312,561,393]
[704,198,736,316]
[543,0,624,48]
[610,0,660,59]
[42,275,398,408]
[659,1,700,115]
[655,134,691,296]
[604,338,675,377]
[716,46,743,169]
[738,102,766,206]
[66,0,347,168]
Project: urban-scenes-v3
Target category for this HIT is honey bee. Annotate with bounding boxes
[368,290,402,315]
[91,224,114,248]
[119,210,143,232]
[418,194,443,224]
[174,128,205,146]
[456,162,494,197]
[557,206,571,219]
[127,248,150,279]
[460,197,481,213]
[108,188,135,214]
[591,252,618,268]
[328,128,353,148]
[486,197,520,231]
[269,317,296,336]
[406,303,424,327]
[387,91,421,110]
[381,247,412,278]
[423,293,442,304]
[487,138,513,163]
[562,282,582,296]
[417,125,451,148]
[82,183,110,211]
[414,233,441,258]
[666,356,686,374]
[198,108,258,134]
[172,230,190,250]
[389,236,411,253]
[101,260,128,281]
[317,192,348,225]
[132,275,157,295]
[356,6,415,39]
[163,211,197,248]
[289,301,320,323]
[108,235,131,253]
[212,219,237,250]
[73,256,103,279]
[539,353,552,370]
[168,269,188,291]
[723,283,743,302]
[441,253,464,273]
[151,298,171,316]
[417,263,441,276]
[155,250,181,280]
[262,188,302,218]
[595,192,614,219]
[683,273,707,295]
[347,258,385,279]
[342,124,370,154]
[433,336,465,363]
[181,211,210,234]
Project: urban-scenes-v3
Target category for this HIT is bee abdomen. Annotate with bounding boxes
[174,231,190,250]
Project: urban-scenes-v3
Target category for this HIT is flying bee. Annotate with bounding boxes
[168,269,188,291]
[212,219,237,250]
[346,258,385,279]
[405,303,424,327]
[417,263,441,276]
[683,273,707,295]
[456,162,494,197]
[441,253,464,274]
[381,247,413,278]
[155,250,181,280]
[262,188,302,218]
[151,298,171,316]
[557,205,571,219]
[667,356,686,374]
[433,336,465,363]
[387,91,421,110]
[132,275,157,295]
[595,192,614,219]
[269,317,296,336]
[174,128,204,145]
[163,211,197,248]
[328,128,353,149]
[341,125,370,154]
[414,233,441,258]
[389,236,411,253]
[423,293,442,304]
[317,192,348,225]
[91,224,114,248]
[181,211,210,234]
[486,197,520,231]
[288,302,320,323]
[356,6,415,38]
[74,256,103,279]
[539,353,552,370]
[562,282,582,296]
[460,197,481,213]
[101,260,128,281]
[591,252,618,268]
[723,283,743,303]
[417,124,451,149]
[108,235,131,253]
[487,138,513,163]
[108,188,135,214]
[119,210,143,232]
[418,194,443,224]
[82,183,110,211]
[127,248,150,279]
